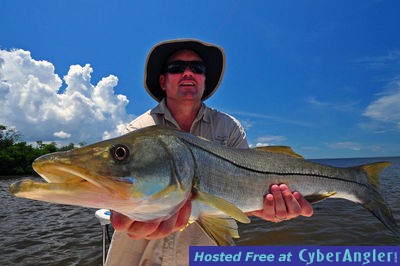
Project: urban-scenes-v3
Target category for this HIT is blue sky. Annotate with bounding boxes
[1,0,400,159]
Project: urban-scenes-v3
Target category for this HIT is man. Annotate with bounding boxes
[106,39,313,265]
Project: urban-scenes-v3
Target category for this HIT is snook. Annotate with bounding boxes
[9,126,400,245]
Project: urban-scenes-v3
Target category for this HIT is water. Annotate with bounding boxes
[1,157,400,265]
[1,177,106,265]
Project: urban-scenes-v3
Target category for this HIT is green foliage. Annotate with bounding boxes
[58,143,75,151]
[0,124,21,149]
[0,124,75,175]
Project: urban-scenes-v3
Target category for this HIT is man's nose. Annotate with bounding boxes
[182,66,194,75]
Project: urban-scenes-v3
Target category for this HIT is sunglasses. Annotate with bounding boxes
[163,60,206,74]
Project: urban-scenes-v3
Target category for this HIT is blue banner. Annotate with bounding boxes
[190,246,399,265]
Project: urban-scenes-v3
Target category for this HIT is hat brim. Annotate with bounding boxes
[144,39,225,102]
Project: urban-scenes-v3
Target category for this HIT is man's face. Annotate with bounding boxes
[159,50,206,103]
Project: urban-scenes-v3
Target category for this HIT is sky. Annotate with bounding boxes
[1,0,400,159]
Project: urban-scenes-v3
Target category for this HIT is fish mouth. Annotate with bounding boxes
[9,161,134,211]
[31,157,133,198]
[34,160,101,187]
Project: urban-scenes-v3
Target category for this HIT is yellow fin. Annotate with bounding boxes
[195,190,250,224]
[304,191,337,204]
[197,136,210,141]
[360,161,390,189]
[196,216,239,246]
[254,146,303,159]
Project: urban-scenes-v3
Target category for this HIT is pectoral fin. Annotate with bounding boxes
[195,190,250,224]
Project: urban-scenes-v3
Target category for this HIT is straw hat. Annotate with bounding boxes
[144,39,226,102]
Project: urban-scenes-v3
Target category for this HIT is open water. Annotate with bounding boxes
[1,157,400,265]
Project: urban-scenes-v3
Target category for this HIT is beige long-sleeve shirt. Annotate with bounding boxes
[106,99,248,266]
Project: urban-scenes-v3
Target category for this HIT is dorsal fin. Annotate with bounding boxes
[254,146,303,159]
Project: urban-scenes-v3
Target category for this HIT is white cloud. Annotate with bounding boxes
[257,135,286,144]
[0,49,132,143]
[248,135,287,148]
[254,143,269,147]
[53,131,72,139]
[239,119,253,131]
[229,110,312,127]
[363,80,400,130]
[355,50,400,69]
[326,141,385,153]
[327,142,362,151]
[307,97,358,112]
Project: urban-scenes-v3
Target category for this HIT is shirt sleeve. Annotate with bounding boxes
[125,110,156,132]
[226,115,249,149]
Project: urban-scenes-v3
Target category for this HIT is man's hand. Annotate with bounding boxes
[249,184,313,222]
[111,199,192,240]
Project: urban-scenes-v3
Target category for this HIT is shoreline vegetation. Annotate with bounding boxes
[0,124,77,176]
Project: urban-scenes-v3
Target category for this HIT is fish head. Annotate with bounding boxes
[12,126,195,221]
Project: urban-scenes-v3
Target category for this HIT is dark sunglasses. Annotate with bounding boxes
[163,60,206,74]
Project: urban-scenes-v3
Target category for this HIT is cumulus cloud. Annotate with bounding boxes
[363,79,400,130]
[0,49,132,144]
[53,131,72,139]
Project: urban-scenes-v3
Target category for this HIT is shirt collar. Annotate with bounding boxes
[151,98,211,125]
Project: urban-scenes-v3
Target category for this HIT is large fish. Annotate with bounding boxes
[9,126,400,245]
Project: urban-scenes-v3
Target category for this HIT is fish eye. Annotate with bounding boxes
[110,144,130,162]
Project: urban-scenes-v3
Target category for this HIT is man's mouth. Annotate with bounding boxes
[180,82,195,86]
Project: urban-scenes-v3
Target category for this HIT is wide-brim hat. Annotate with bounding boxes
[144,39,226,102]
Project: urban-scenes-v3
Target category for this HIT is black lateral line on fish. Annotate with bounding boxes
[180,138,377,193]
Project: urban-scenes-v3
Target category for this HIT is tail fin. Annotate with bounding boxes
[358,162,400,237]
